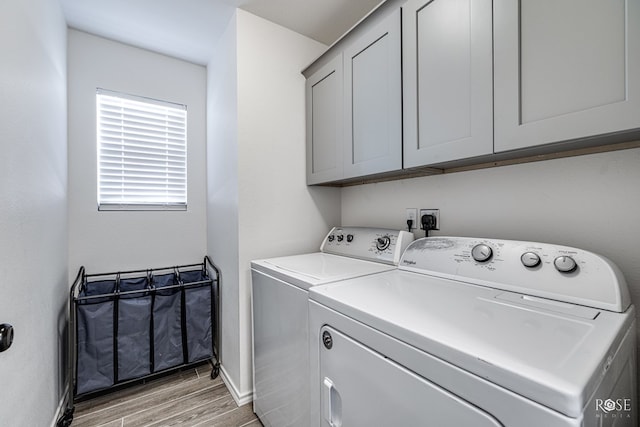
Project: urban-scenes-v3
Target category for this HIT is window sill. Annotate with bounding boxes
[98,204,187,212]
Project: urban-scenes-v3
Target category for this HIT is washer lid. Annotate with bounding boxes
[309,270,635,418]
[251,253,395,291]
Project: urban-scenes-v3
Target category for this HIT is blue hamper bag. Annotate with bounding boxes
[76,279,116,395]
[152,273,183,371]
[117,276,152,381]
[181,270,213,363]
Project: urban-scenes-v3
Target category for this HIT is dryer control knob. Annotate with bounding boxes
[554,256,577,273]
[346,234,354,242]
[471,244,493,262]
[337,234,344,242]
[521,252,541,268]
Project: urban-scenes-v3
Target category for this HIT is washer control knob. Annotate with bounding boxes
[521,252,541,268]
[376,236,391,251]
[337,234,344,242]
[554,256,577,273]
[327,235,335,242]
[471,244,493,262]
[346,234,354,243]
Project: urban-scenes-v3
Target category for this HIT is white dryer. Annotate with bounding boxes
[251,227,414,427]
[309,237,637,427]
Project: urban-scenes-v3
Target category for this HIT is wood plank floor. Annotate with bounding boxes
[71,364,261,427]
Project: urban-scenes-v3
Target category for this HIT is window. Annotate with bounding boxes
[96,89,187,211]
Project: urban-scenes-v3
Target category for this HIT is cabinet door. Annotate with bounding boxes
[306,55,343,185]
[403,0,493,168]
[494,0,640,152]
[343,9,402,179]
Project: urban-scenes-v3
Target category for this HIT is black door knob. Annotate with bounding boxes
[0,324,14,352]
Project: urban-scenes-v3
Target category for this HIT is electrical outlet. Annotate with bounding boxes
[405,208,418,232]
[419,209,440,230]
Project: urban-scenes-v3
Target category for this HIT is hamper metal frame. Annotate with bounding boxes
[57,256,221,427]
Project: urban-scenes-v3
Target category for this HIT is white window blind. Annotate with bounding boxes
[97,89,187,210]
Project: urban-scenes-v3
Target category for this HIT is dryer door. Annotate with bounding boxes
[319,326,504,427]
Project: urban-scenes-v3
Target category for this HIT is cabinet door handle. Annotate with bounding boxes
[0,324,14,352]
[322,377,342,427]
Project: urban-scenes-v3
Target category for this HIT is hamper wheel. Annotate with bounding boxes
[211,364,220,379]
[56,408,74,427]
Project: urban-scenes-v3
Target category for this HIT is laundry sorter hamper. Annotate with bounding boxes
[57,256,221,427]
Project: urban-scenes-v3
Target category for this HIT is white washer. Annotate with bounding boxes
[251,227,414,427]
[309,237,637,427]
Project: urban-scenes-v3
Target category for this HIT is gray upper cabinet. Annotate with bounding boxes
[306,55,343,185]
[494,0,640,152]
[343,9,402,179]
[403,0,493,168]
[305,6,402,185]
[305,0,640,185]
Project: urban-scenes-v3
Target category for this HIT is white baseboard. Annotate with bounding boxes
[220,364,253,406]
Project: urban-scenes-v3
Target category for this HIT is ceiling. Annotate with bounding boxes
[59,0,383,65]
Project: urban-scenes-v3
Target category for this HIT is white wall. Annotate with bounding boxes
[341,147,640,379]
[207,11,242,400]
[207,10,341,402]
[67,30,208,274]
[0,0,68,425]
[235,9,342,397]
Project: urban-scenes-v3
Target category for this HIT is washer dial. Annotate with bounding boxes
[471,244,493,262]
[376,236,391,251]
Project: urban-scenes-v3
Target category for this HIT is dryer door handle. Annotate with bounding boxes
[323,377,342,427]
